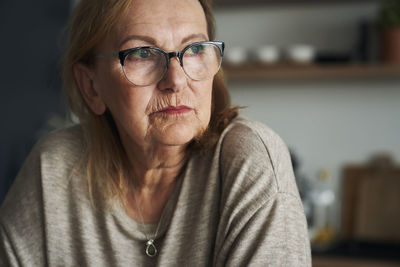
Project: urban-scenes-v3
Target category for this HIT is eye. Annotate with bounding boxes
[131,48,151,59]
[124,47,162,64]
[187,44,205,55]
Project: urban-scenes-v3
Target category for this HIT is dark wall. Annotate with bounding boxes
[0,0,71,203]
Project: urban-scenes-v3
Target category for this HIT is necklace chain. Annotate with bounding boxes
[131,165,185,258]
[132,190,163,258]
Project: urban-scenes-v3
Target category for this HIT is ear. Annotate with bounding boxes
[73,63,106,115]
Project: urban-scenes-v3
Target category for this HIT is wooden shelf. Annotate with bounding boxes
[313,256,400,267]
[222,63,400,82]
[214,0,381,8]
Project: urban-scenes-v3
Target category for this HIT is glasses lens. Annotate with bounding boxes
[122,47,167,86]
[182,43,222,81]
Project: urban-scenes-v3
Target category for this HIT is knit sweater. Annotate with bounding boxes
[0,116,311,266]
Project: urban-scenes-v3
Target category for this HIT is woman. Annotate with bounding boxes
[0,0,311,266]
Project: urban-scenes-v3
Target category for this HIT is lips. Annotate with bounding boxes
[157,105,192,115]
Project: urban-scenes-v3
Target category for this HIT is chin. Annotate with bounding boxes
[157,123,205,146]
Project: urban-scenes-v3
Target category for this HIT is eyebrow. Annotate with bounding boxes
[119,35,157,48]
[181,33,209,44]
[119,33,209,49]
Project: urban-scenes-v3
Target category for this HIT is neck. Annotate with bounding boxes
[123,142,189,223]
[130,144,188,191]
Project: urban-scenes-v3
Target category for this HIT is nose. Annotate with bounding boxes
[157,57,187,92]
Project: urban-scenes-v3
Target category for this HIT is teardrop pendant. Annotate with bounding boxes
[146,239,158,257]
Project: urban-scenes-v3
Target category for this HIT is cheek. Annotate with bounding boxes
[95,63,151,115]
[194,80,213,123]
[94,63,124,102]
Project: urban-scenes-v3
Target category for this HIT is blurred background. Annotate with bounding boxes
[1,0,400,266]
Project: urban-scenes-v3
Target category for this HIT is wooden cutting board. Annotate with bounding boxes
[341,157,400,242]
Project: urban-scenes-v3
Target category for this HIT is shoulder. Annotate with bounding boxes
[0,124,84,220]
[0,125,84,265]
[34,124,84,159]
[217,116,298,199]
[22,124,85,180]
[220,116,287,161]
[212,117,310,263]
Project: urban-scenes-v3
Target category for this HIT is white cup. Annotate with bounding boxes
[287,44,315,63]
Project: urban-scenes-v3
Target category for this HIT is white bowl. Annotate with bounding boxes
[225,47,248,64]
[254,45,280,64]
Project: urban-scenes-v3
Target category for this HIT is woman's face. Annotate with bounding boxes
[91,0,213,152]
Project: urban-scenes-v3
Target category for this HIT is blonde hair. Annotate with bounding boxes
[63,0,238,203]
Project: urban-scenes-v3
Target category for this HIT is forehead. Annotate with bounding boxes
[111,0,208,49]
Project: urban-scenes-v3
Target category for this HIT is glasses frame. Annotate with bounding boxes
[97,41,225,86]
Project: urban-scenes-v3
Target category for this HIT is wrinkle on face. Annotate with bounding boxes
[93,0,212,160]
[143,90,204,143]
[145,92,193,115]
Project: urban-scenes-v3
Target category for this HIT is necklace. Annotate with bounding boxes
[131,162,185,258]
[132,191,162,258]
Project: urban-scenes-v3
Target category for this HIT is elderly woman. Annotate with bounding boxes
[0,0,311,266]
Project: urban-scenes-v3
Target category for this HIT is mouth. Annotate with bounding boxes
[155,105,193,115]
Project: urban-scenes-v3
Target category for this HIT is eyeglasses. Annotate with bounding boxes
[96,41,224,86]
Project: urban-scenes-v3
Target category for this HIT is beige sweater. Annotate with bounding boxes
[0,116,311,266]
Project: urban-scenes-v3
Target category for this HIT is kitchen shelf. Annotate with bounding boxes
[214,0,382,8]
[222,63,400,82]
